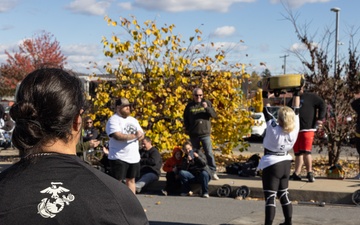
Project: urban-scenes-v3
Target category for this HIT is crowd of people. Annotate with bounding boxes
[2,68,360,224]
[103,87,217,197]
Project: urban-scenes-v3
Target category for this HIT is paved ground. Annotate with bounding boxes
[1,147,360,206]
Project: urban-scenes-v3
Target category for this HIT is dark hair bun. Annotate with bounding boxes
[10,101,38,121]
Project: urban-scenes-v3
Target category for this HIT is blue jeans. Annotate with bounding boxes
[179,170,211,194]
[190,135,216,172]
[136,172,159,190]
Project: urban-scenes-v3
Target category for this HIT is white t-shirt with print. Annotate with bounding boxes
[106,113,144,163]
[257,114,299,170]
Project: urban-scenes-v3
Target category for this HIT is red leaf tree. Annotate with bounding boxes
[0,31,67,96]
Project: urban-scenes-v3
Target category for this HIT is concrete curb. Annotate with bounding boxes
[143,174,359,205]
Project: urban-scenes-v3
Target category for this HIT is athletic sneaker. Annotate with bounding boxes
[180,191,193,196]
[306,172,315,182]
[135,187,142,194]
[279,222,292,225]
[290,172,302,181]
[202,193,210,198]
[161,189,168,196]
[354,173,360,179]
[213,173,220,180]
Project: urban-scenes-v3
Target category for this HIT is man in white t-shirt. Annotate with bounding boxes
[106,97,145,194]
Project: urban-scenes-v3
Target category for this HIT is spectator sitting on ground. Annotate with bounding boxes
[162,146,183,195]
[135,136,162,193]
[76,139,101,158]
[179,141,212,198]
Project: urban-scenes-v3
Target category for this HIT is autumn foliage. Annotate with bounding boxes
[88,16,255,154]
[0,31,67,96]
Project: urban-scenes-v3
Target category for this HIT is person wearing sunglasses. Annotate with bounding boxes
[82,116,99,142]
[183,88,219,180]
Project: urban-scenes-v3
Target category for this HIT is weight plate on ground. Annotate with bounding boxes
[352,189,360,206]
[216,184,232,197]
[235,185,250,199]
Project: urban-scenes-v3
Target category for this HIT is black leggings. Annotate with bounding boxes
[262,160,292,225]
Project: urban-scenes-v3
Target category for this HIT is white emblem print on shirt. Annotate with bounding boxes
[37,182,75,218]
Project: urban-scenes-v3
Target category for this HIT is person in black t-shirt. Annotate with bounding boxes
[288,87,326,182]
[0,68,149,225]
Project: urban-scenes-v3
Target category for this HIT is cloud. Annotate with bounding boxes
[0,43,18,66]
[0,24,14,31]
[212,26,236,38]
[118,2,133,10]
[66,0,111,16]
[132,0,256,13]
[259,44,270,53]
[0,0,19,13]
[63,43,100,56]
[270,0,332,9]
[62,43,114,73]
[290,42,318,51]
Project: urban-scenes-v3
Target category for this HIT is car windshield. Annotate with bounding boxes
[251,114,262,120]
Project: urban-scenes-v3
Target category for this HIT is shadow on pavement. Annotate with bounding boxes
[150,222,202,225]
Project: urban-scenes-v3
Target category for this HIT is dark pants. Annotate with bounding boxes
[179,170,211,195]
[190,135,217,172]
[164,171,182,194]
[262,160,292,225]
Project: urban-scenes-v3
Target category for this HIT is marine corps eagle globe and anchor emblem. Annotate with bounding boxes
[37,182,75,218]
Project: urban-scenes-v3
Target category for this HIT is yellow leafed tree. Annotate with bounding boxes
[90,16,255,154]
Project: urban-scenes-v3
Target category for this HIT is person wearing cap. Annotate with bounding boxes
[183,87,219,180]
[106,97,145,194]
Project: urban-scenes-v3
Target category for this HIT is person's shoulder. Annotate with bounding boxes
[107,113,119,121]
[185,100,195,106]
[304,92,321,98]
[153,147,161,155]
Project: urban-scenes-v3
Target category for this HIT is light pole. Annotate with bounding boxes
[280,54,289,74]
[331,7,340,76]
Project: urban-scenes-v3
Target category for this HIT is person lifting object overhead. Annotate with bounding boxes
[257,80,300,225]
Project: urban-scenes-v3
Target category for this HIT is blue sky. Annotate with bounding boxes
[0,0,358,75]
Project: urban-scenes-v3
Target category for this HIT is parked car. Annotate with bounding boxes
[249,106,280,140]
[250,112,266,138]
